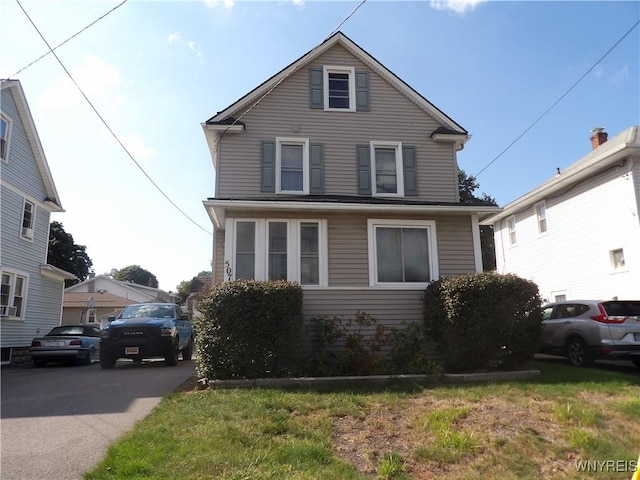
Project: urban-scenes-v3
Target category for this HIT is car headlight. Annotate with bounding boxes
[160,327,173,336]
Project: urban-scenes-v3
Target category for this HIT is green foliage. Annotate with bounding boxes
[194,280,303,379]
[424,272,542,372]
[111,265,158,288]
[47,221,93,287]
[388,322,443,375]
[304,312,391,376]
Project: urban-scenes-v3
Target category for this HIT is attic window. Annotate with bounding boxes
[0,115,10,162]
[324,66,355,111]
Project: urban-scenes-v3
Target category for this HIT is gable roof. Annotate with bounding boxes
[205,31,467,135]
[65,274,177,300]
[0,79,63,211]
[482,125,640,224]
[64,292,137,309]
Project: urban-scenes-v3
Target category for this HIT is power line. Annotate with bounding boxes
[6,0,128,80]
[16,0,213,236]
[474,18,640,178]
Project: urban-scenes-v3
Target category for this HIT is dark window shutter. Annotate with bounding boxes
[355,70,370,111]
[261,140,275,193]
[356,144,371,195]
[309,143,324,194]
[403,145,418,196]
[309,67,324,109]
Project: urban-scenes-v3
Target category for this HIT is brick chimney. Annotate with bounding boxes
[590,127,608,150]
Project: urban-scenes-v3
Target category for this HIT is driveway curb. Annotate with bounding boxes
[206,369,541,389]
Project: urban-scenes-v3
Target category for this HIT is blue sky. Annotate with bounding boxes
[2,0,638,291]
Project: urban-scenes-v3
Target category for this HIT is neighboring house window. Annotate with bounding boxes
[552,291,567,302]
[0,271,27,318]
[276,137,309,194]
[86,309,97,323]
[226,218,327,286]
[367,219,439,287]
[0,115,10,162]
[610,248,625,270]
[21,199,35,240]
[507,216,517,245]
[371,141,404,196]
[323,66,355,111]
[535,202,547,234]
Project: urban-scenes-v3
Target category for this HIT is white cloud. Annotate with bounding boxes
[611,64,629,83]
[168,32,181,43]
[204,0,234,9]
[430,0,485,14]
[292,0,304,6]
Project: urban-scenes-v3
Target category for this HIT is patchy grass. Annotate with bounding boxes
[84,361,639,480]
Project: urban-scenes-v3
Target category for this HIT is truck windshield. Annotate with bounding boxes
[120,305,174,319]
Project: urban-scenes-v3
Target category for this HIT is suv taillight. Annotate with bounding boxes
[591,304,626,324]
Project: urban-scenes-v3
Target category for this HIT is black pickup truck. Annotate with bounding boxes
[100,302,194,368]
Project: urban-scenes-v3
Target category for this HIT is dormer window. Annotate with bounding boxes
[324,66,355,111]
[0,115,10,162]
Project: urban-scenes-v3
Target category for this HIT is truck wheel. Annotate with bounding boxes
[100,353,116,369]
[182,337,194,361]
[165,340,179,366]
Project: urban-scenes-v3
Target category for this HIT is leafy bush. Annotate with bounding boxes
[194,280,303,379]
[388,322,443,375]
[304,311,390,376]
[424,272,542,372]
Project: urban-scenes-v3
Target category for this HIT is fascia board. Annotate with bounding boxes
[40,264,76,281]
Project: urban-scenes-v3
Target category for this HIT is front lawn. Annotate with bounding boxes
[84,362,639,480]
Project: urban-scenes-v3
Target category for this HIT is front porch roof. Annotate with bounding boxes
[203,195,502,230]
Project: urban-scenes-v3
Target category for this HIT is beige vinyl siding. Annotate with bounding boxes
[217,44,458,202]
[214,232,225,283]
[219,210,477,286]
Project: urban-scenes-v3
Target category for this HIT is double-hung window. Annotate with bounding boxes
[21,200,35,240]
[276,138,309,194]
[1,270,27,318]
[227,218,327,286]
[535,202,547,234]
[371,142,403,196]
[323,66,355,111]
[0,115,10,162]
[507,215,517,245]
[368,219,438,287]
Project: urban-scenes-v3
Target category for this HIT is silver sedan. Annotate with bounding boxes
[29,325,103,366]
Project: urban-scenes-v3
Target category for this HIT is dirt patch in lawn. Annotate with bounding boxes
[331,396,578,479]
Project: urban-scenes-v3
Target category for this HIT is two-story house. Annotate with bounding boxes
[63,274,179,328]
[202,32,500,332]
[1,79,75,364]
[482,126,640,302]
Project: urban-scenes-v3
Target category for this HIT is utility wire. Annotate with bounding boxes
[5,0,128,80]
[474,18,640,178]
[16,0,213,235]
[214,0,368,142]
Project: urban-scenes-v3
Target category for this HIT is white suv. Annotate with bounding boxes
[539,300,640,367]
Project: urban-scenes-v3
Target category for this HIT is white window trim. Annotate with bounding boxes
[224,218,328,287]
[367,219,439,289]
[20,199,36,242]
[507,215,517,246]
[275,137,309,195]
[370,141,404,197]
[323,65,356,112]
[1,268,29,320]
[0,114,11,163]
[610,248,627,273]
[534,201,548,236]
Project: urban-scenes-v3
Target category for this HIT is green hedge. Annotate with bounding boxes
[194,280,303,379]
[424,272,542,372]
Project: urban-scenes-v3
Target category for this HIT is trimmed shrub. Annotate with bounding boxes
[424,272,542,372]
[388,322,443,375]
[194,280,303,379]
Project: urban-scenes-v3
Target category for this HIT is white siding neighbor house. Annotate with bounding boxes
[482,126,640,302]
[201,32,501,331]
[0,79,75,364]
[63,274,179,328]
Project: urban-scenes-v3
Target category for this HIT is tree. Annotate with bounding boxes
[48,221,93,287]
[458,169,498,271]
[175,271,212,304]
[112,265,158,288]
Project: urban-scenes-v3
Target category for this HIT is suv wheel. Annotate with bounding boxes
[165,339,179,367]
[565,337,593,367]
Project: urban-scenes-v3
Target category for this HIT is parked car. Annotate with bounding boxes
[30,325,103,367]
[100,303,194,369]
[539,300,640,367]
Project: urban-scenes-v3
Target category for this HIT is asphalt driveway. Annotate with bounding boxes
[1,359,195,480]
